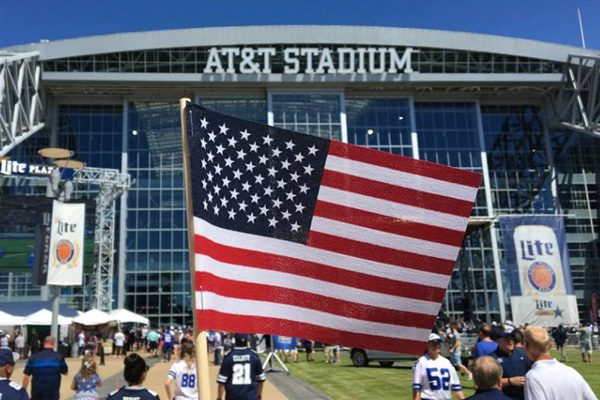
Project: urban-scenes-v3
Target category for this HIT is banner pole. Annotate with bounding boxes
[180,98,211,400]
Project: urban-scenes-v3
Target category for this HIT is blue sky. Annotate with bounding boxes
[1,0,598,49]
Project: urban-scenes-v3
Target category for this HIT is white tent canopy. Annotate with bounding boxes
[0,310,24,326]
[109,309,149,325]
[22,309,72,326]
[72,309,115,326]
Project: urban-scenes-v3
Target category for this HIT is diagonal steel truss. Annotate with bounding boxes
[555,54,600,137]
[0,52,44,156]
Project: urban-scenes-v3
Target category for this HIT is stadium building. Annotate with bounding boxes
[1,26,599,327]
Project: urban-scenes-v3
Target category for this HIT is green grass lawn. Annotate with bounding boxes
[283,348,599,400]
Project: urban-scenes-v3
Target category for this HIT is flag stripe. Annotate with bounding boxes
[198,309,427,354]
[313,201,465,247]
[325,155,478,202]
[307,231,457,275]
[317,186,469,232]
[197,272,438,328]
[195,234,446,301]
[328,140,482,188]
[320,169,474,217]
[311,216,460,261]
[195,217,450,288]
[195,255,442,315]
[199,292,431,341]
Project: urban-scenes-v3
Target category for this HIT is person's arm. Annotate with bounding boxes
[60,357,68,375]
[164,376,174,400]
[96,375,102,388]
[217,383,226,400]
[71,377,77,391]
[257,381,264,399]
[22,360,32,389]
[502,376,525,387]
[411,361,424,400]
[450,364,464,399]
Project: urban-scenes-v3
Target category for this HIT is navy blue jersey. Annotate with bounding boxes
[217,347,266,400]
[466,388,512,400]
[106,386,160,400]
[490,347,530,400]
[0,378,29,400]
[23,349,67,400]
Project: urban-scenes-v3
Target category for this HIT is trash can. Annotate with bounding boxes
[71,342,79,358]
[592,335,599,350]
[59,343,70,357]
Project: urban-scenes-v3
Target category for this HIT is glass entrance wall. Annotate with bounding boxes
[271,94,342,140]
[413,101,496,322]
[126,101,190,327]
[345,98,413,157]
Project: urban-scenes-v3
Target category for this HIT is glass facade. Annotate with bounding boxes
[271,94,342,140]
[345,98,412,157]
[2,92,598,325]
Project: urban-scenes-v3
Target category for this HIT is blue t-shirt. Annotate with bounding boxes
[474,340,498,359]
[466,388,512,400]
[162,333,174,349]
[24,349,68,400]
[217,347,266,400]
[0,378,29,400]
[106,386,159,400]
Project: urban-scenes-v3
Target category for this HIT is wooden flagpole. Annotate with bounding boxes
[180,98,212,400]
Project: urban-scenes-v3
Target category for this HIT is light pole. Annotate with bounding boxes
[39,147,78,349]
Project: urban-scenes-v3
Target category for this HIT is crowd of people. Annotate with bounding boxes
[412,321,598,400]
[0,321,598,399]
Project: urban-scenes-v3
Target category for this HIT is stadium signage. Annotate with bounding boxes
[0,159,74,179]
[202,46,415,74]
[0,159,58,176]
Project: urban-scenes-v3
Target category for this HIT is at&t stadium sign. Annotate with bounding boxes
[202,46,416,75]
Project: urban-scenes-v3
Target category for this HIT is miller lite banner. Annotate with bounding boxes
[46,200,85,286]
[500,216,579,327]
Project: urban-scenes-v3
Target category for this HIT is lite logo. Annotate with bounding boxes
[514,225,566,296]
[519,239,554,260]
[56,220,77,235]
[0,159,58,176]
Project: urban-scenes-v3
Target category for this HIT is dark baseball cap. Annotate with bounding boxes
[0,348,17,366]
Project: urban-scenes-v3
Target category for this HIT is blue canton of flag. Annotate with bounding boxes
[187,104,329,243]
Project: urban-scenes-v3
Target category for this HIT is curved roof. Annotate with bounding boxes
[4,25,592,62]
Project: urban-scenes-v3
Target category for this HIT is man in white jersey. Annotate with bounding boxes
[524,326,596,400]
[412,333,465,400]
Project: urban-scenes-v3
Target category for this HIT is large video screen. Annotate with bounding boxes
[0,195,96,274]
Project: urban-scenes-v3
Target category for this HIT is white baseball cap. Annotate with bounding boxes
[428,333,443,342]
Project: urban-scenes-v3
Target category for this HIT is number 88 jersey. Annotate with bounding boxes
[217,347,266,400]
[412,354,462,400]
[168,360,198,399]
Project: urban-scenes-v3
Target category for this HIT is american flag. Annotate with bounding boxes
[184,103,480,354]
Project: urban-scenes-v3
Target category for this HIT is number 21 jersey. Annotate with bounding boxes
[217,347,266,400]
[412,354,462,400]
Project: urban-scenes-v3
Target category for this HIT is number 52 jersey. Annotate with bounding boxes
[217,347,266,400]
[412,354,462,400]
